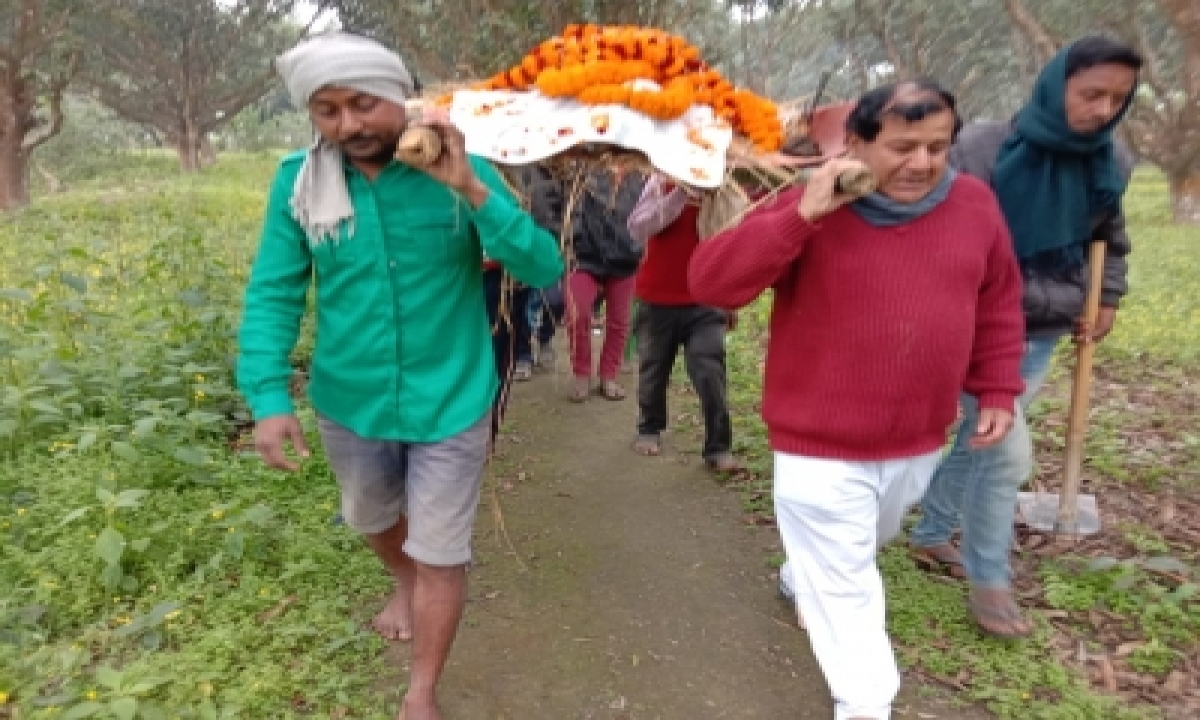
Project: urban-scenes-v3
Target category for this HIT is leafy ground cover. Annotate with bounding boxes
[1,154,398,718]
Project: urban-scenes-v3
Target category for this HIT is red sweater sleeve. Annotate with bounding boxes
[688,187,819,309]
[964,214,1026,412]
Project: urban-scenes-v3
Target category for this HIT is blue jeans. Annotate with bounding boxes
[528,283,564,347]
[910,336,1061,588]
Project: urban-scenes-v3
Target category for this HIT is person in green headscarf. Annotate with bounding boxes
[910,36,1142,639]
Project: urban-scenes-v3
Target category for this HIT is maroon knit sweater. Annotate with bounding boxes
[688,176,1025,461]
[636,204,702,305]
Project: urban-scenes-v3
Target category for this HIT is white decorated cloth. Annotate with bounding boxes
[449,84,732,189]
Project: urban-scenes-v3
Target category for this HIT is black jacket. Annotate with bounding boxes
[517,165,645,280]
[569,170,646,279]
[950,120,1134,338]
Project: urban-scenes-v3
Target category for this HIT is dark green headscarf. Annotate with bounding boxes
[992,44,1135,268]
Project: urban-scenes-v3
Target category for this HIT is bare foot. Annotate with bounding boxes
[398,695,440,720]
[597,379,626,401]
[371,586,413,642]
[569,376,591,403]
[633,434,661,456]
[705,452,744,473]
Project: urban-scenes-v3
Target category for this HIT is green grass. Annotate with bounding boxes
[1,154,399,718]
[1101,169,1200,368]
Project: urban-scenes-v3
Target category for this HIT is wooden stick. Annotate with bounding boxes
[1056,241,1107,535]
[834,166,877,197]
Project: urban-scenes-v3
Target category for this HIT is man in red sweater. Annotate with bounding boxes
[689,81,1025,720]
[626,176,741,471]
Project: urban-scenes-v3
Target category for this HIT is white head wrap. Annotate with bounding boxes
[276,32,415,244]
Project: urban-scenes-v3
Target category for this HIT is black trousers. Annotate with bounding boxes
[635,302,732,459]
[484,269,532,440]
[533,280,565,346]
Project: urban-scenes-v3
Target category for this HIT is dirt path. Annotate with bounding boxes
[389,360,992,719]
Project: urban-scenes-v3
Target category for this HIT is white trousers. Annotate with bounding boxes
[775,450,941,720]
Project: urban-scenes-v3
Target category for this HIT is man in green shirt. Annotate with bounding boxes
[236,32,563,720]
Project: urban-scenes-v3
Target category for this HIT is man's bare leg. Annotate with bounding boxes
[363,516,416,641]
[399,562,467,720]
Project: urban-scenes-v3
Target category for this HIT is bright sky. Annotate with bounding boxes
[293,1,336,28]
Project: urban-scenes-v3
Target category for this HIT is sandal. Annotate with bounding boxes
[910,544,968,580]
[597,380,626,401]
[513,361,533,382]
[568,377,591,403]
[968,588,1033,639]
[633,434,661,456]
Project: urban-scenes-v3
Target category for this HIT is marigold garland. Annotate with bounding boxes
[477,24,783,152]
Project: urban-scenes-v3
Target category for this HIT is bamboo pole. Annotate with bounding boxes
[1055,241,1107,535]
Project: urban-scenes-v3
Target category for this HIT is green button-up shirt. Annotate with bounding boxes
[237,151,563,442]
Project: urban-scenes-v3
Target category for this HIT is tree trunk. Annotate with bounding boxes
[199,135,217,168]
[175,134,202,172]
[1170,170,1200,225]
[0,138,31,211]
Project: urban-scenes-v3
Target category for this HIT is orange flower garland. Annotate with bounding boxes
[477,24,783,152]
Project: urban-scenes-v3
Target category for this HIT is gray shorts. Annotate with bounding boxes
[316,412,490,567]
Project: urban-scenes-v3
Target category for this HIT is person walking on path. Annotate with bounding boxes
[689,80,1026,720]
[510,163,567,374]
[561,165,645,402]
[909,36,1141,639]
[627,174,742,472]
[483,262,535,439]
[236,32,562,720]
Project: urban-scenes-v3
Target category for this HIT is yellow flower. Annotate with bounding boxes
[210,510,224,520]
[166,610,181,620]
[86,690,98,700]
[199,682,214,697]
[0,690,8,704]
[194,374,206,382]
[16,508,26,516]
[258,588,270,597]
[194,391,206,400]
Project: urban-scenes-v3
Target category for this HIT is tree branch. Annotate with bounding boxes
[201,73,278,132]
[1001,0,1060,65]
[22,51,77,150]
[1113,3,1171,103]
[18,4,73,64]
[89,84,173,129]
